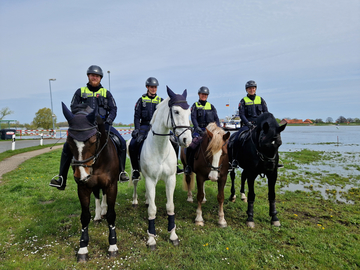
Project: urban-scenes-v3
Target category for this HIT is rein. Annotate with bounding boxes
[69,124,111,169]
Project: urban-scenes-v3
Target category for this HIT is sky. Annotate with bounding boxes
[1,0,359,125]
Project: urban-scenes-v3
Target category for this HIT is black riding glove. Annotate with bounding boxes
[105,119,113,125]
[246,122,254,129]
[132,129,139,139]
[195,127,203,135]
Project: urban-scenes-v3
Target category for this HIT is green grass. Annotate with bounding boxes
[0,149,359,269]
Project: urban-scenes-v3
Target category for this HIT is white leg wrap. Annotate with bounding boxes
[78,247,88,255]
[108,244,118,252]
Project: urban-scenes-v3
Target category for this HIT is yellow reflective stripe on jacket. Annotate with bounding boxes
[141,95,162,104]
[243,96,261,105]
[195,102,212,110]
[80,87,107,98]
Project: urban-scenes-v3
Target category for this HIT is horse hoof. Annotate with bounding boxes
[219,223,227,228]
[195,221,204,226]
[108,250,118,258]
[171,238,180,246]
[77,253,88,263]
[272,220,281,227]
[132,204,138,208]
[229,195,236,203]
[246,221,255,228]
[94,219,101,225]
[241,194,247,202]
[187,198,193,203]
[148,244,156,251]
[101,215,106,219]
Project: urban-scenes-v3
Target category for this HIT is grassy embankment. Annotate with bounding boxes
[0,148,359,269]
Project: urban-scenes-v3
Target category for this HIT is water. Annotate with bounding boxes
[277,125,360,203]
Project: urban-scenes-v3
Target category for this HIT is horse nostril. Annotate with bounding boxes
[183,138,187,145]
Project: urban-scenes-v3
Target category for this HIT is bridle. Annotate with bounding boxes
[69,124,110,168]
[151,100,192,143]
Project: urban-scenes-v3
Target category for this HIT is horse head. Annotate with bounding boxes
[205,123,230,181]
[255,113,286,171]
[165,86,192,147]
[62,102,101,182]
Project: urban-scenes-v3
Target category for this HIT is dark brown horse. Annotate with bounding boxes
[62,102,119,262]
[228,112,286,228]
[181,123,230,227]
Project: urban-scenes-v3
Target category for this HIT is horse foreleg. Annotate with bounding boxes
[229,169,236,202]
[217,177,227,228]
[146,179,157,250]
[195,178,205,226]
[106,185,118,257]
[166,175,179,246]
[246,173,256,228]
[77,187,92,262]
[268,171,281,227]
[202,183,207,204]
[240,171,247,203]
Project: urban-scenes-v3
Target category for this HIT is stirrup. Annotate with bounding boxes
[49,175,65,189]
[119,171,130,182]
[132,170,141,181]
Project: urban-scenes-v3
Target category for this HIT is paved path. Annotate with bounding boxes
[0,145,63,181]
[0,138,66,153]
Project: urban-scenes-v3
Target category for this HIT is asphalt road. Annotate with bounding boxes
[0,138,66,153]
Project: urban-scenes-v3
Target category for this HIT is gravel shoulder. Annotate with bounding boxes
[0,145,63,181]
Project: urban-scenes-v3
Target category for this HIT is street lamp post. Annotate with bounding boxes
[49,78,56,135]
[107,70,110,90]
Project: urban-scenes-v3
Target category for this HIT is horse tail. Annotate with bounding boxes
[182,173,195,191]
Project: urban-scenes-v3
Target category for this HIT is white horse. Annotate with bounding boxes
[129,86,192,250]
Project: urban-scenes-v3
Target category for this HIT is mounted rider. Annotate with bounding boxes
[229,80,284,168]
[49,65,129,190]
[129,77,183,181]
[184,86,221,176]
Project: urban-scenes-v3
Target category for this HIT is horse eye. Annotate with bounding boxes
[272,140,275,145]
[174,110,179,115]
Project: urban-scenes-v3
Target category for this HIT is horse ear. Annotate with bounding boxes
[86,106,97,124]
[182,89,187,99]
[206,128,213,139]
[166,86,176,99]
[223,131,230,141]
[279,123,287,132]
[62,102,74,121]
[262,122,270,133]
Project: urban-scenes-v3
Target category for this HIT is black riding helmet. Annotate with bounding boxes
[145,77,159,87]
[245,80,257,90]
[87,65,103,78]
[198,86,210,95]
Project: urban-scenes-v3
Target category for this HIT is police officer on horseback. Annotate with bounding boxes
[239,80,268,129]
[49,65,129,190]
[184,86,220,176]
[129,77,183,181]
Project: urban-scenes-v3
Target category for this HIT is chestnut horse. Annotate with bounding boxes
[62,103,119,262]
[181,123,230,227]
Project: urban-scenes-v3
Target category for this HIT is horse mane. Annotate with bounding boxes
[256,112,278,127]
[205,123,226,158]
[150,97,169,126]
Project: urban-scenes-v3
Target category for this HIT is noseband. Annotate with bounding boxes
[69,125,110,171]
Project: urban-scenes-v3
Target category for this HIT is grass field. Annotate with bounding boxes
[0,148,359,269]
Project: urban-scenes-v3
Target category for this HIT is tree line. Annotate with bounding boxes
[1,106,359,130]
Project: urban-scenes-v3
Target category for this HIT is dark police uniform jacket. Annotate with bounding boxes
[191,100,220,129]
[70,83,117,123]
[133,94,163,130]
[238,94,268,126]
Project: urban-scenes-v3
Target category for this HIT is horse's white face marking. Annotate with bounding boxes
[171,106,192,148]
[208,149,222,181]
[74,140,89,180]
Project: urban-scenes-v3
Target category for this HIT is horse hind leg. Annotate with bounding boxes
[217,178,227,228]
[106,189,118,258]
[240,171,247,203]
[182,173,194,203]
[229,169,236,202]
[270,200,281,227]
[132,179,139,207]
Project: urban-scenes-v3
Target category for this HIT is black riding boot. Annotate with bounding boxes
[49,143,72,190]
[170,137,183,175]
[119,148,129,182]
[184,148,194,176]
[129,140,141,181]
